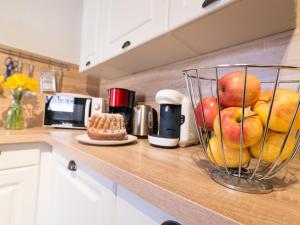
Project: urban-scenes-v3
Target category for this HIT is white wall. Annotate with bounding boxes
[0,0,82,64]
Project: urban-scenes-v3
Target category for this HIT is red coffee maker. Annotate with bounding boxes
[108,88,135,133]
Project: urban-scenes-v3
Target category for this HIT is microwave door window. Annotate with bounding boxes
[44,96,87,127]
[49,96,75,113]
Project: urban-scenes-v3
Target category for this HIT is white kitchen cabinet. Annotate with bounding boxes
[102,0,169,61]
[169,0,235,30]
[0,143,40,225]
[49,151,116,225]
[80,0,104,71]
[115,186,183,225]
[81,0,295,79]
[171,0,295,55]
[0,147,40,171]
[0,166,39,225]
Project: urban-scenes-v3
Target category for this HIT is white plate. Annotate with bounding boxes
[75,134,138,146]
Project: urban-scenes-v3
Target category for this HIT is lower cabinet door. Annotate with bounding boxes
[50,152,116,225]
[115,186,183,225]
[0,166,39,225]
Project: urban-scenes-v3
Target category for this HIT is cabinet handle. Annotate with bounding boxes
[86,61,91,66]
[202,0,219,8]
[161,221,181,225]
[68,160,77,171]
[122,41,131,49]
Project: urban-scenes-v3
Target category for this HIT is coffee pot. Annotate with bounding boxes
[148,89,198,148]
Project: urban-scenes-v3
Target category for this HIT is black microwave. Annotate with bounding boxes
[43,93,105,129]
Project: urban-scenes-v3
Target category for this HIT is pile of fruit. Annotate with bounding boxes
[195,72,299,168]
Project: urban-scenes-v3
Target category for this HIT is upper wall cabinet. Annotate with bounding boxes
[80,0,296,79]
[102,0,169,61]
[169,0,235,30]
[80,0,104,71]
[171,0,296,55]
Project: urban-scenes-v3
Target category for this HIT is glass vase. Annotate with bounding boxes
[5,91,25,130]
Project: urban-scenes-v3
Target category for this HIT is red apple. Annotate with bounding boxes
[218,72,261,107]
[195,97,219,130]
[213,107,263,148]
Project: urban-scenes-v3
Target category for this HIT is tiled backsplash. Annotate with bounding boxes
[100,29,300,111]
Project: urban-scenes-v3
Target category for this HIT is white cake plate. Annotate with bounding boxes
[75,134,137,146]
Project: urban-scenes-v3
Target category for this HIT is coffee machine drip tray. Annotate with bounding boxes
[148,134,179,148]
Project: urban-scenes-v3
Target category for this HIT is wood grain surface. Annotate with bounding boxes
[0,128,300,225]
[0,49,100,128]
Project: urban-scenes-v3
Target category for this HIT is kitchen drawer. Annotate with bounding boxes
[0,146,40,171]
[116,186,183,225]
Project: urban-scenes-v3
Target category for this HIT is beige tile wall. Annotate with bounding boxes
[100,29,300,111]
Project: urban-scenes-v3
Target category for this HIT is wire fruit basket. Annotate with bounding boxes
[184,64,300,194]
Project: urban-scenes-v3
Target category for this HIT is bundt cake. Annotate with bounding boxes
[87,113,128,140]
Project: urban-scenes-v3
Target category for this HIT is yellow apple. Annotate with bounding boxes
[207,136,251,168]
[250,130,296,163]
[213,107,263,148]
[253,88,300,132]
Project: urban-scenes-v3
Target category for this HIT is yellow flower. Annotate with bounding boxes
[0,75,4,84]
[3,75,19,89]
[26,79,39,92]
[2,73,39,93]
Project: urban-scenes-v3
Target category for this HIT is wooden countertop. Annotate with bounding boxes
[0,128,300,225]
